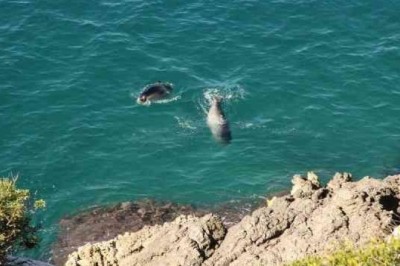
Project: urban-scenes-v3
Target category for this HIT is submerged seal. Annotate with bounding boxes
[137,82,173,104]
[207,96,232,144]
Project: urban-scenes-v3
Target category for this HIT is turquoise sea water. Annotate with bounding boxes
[1,0,400,260]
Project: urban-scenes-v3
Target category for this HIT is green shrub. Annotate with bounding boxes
[289,238,400,266]
[0,177,45,263]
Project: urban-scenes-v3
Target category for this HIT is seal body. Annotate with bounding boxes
[137,82,173,104]
[207,97,232,144]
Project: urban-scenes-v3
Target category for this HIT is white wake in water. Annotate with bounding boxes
[199,85,248,114]
[174,116,197,130]
[203,85,248,104]
[130,92,181,106]
[151,95,181,104]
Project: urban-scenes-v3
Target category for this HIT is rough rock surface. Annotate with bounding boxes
[65,174,400,266]
[53,200,202,265]
[65,214,226,266]
[53,199,258,265]
[206,173,400,266]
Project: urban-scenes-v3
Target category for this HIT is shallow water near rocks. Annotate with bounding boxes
[1,0,400,260]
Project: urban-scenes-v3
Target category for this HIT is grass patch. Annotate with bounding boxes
[289,238,400,266]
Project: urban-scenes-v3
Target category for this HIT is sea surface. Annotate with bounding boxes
[1,0,400,260]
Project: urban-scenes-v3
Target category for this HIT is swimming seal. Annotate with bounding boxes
[207,96,232,144]
[137,82,173,104]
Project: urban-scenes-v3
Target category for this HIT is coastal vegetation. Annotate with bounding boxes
[0,177,45,263]
[289,238,400,266]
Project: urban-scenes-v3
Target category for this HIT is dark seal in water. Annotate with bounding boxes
[137,82,173,104]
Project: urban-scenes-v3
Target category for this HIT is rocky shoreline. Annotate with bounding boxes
[52,198,262,265]
[63,173,400,266]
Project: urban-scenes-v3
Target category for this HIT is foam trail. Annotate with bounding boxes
[174,116,197,130]
[200,85,247,115]
[131,92,181,106]
[152,95,181,104]
[203,85,248,104]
